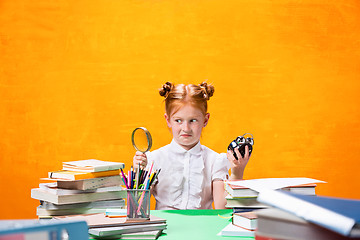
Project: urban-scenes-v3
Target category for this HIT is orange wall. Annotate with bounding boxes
[1,0,359,219]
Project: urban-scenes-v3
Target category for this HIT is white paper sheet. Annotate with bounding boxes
[228,177,326,192]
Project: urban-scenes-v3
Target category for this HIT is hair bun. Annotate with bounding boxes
[159,82,173,98]
[199,82,214,100]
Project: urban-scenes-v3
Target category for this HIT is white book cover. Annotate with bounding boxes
[217,223,255,237]
[63,159,125,172]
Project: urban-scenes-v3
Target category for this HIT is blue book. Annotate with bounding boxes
[0,219,88,239]
[257,189,360,237]
[233,207,265,214]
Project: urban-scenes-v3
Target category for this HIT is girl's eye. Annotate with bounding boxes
[190,119,197,123]
[175,119,182,123]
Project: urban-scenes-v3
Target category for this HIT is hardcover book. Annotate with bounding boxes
[36,199,125,217]
[225,194,268,208]
[48,169,120,181]
[36,206,111,217]
[257,190,360,238]
[0,219,88,240]
[88,230,164,240]
[255,207,360,240]
[39,199,125,210]
[31,186,126,205]
[63,159,125,173]
[225,180,318,198]
[39,183,123,195]
[232,211,257,231]
[56,175,123,190]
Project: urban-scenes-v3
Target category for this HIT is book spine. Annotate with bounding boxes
[91,163,124,172]
[2,231,54,240]
[59,191,126,204]
[0,220,88,240]
[57,176,122,190]
[74,169,120,180]
[37,207,117,217]
[82,175,122,190]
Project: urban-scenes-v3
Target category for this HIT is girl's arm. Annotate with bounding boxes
[213,146,251,209]
[212,179,227,209]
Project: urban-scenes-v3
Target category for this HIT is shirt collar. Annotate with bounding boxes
[170,139,202,156]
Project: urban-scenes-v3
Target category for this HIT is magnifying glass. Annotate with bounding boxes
[131,127,152,153]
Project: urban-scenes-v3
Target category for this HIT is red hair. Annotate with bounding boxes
[159,82,214,116]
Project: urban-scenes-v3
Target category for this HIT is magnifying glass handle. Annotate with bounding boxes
[133,152,149,172]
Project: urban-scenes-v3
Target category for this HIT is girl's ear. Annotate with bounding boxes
[164,113,172,128]
[204,113,210,127]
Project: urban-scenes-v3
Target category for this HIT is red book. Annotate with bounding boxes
[255,234,281,240]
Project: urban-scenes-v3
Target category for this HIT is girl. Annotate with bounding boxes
[133,82,251,210]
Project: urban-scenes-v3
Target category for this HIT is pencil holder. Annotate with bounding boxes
[127,189,150,220]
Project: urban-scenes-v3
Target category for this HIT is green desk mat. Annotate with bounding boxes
[152,209,254,240]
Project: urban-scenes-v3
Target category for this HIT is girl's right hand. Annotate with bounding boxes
[133,151,147,169]
[226,145,250,180]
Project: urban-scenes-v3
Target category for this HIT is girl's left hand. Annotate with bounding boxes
[227,145,250,180]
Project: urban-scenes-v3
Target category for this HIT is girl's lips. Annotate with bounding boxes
[181,134,192,137]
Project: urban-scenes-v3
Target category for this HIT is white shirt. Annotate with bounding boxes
[146,139,230,210]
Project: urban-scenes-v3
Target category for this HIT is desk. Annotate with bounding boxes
[151,209,254,240]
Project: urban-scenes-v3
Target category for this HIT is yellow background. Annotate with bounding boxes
[1,0,359,219]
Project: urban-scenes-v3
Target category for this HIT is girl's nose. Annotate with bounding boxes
[182,121,190,131]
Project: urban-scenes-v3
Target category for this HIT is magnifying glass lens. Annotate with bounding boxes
[133,130,149,152]
[132,127,152,153]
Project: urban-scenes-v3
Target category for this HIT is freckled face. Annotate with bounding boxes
[165,104,210,151]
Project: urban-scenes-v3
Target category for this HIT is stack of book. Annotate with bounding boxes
[224,179,319,211]
[55,212,167,240]
[219,177,325,237]
[255,190,360,240]
[31,159,127,219]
